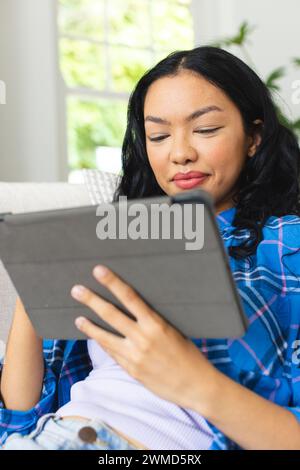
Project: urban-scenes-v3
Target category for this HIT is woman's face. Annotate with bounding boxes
[144,70,255,214]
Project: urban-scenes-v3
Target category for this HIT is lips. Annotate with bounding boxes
[172,171,210,190]
[172,171,209,181]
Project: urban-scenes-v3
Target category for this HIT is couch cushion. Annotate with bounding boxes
[0,182,91,214]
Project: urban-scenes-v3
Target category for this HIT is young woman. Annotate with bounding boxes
[1,46,300,451]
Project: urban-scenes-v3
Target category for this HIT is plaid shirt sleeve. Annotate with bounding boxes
[205,212,300,450]
[0,339,91,445]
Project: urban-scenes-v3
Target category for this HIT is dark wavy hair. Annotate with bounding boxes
[113,46,300,262]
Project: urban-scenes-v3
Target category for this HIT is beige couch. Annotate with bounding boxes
[0,170,119,358]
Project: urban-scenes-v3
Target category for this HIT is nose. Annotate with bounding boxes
[169,137,198,165]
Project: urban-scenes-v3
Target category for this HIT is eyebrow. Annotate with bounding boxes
[144,105,223,125]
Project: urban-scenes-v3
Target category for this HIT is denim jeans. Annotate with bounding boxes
[1,413,141,450]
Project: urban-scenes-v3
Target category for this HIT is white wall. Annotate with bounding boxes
[192,0,300,121]
[0,0,68,182]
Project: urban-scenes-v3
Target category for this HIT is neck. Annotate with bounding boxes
[215,200,235,215]
[214,188,237,215]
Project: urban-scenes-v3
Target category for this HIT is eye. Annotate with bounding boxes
[195,127,223,134]
[148,135,169,142]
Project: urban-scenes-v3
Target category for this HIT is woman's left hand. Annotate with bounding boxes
[71,265,219,412]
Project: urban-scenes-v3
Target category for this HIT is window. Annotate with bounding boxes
[58,0,194,179]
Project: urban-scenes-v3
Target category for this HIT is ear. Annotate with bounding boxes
[247,119,263,157]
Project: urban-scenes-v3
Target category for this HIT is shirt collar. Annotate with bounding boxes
[216,205,236,232]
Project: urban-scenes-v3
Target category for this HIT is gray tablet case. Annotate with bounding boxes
[0,189,248,339]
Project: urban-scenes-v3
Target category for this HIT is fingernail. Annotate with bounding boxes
[71,285,86,299]
[75,316,85,329]
[94,265,108,278]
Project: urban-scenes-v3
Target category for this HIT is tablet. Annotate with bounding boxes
[0,189,248,339]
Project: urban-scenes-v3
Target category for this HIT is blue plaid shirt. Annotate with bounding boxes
[0,206,300,450]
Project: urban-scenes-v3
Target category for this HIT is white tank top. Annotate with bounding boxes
[56,339,214,450]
